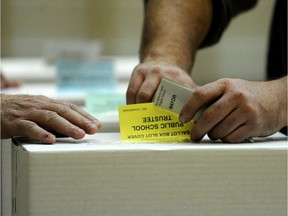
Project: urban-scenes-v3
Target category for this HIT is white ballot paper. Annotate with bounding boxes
[153,77,202,121]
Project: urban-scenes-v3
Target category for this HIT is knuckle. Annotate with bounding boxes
[4,109,21,121]
[37,95,49,100]
[26,95,52,109]
[21,121,38,131]
[137,91,150,102]
[233,91,248,102]
[193,88,208,103]
[43,111,59,122]
[59,106,71,116]
[150,66,162,74]
[134,65,149,75]
[202,108,217,123]
[67,103,78,111]
[30,95,47,103]
[219,78,234,87]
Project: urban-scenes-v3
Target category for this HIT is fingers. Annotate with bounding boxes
[189,92,236,142]
[1,94,102,143]
[29,109,87,139]
[180,81,225,123]
[126,65,162,104]
[15,119,91,144]
[191,109,253,143]
[13,120,57,144]
[136,71,162,103]
[44,101,102,134]
[180,78,264,143]
[126,68,145,104]
[126,62,195,105]
[220,124,254,143]
[207,108,247,140]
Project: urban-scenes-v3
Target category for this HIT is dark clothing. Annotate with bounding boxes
[202,0,258,47]
[203,0,287,81]
[267,0,287,80]
[268,0,287,134]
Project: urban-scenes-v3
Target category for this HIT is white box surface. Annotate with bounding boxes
[12,133,288,216]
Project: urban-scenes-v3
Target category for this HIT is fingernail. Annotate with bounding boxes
[179,114,187,123]
[88,122,98,129]
[44,134,56,143]
[94,120,102,129]
[88,121,102,130]
[76,127,85,134]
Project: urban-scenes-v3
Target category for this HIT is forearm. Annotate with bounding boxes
[140,0,213,72]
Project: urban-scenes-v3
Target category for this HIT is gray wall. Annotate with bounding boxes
[1,0,143,57]
[193,1,274,84]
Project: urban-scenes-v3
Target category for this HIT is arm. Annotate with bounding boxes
[1,94,102,144]
[180,77,287,142]
[126,0,258,104]
[126,0,213,104]
[140,0,213,72]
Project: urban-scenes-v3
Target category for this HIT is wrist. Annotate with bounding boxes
[140,45,195,73]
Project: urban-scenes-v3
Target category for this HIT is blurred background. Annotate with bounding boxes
[2,0,274,83]
[1,0,143,57]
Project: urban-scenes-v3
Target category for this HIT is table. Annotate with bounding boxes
[12,133,288,216]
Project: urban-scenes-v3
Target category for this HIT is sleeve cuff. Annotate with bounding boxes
[200,0,232,48]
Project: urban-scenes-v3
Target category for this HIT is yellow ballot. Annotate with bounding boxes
[118,103,194,142]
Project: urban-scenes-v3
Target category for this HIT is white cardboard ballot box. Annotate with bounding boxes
[12,133,287,216]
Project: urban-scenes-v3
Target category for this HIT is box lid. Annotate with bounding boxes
[13,132,288,153]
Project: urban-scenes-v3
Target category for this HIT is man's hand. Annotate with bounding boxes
[126,61,196,104]
[180,77,287,143]
[1,94,102,143]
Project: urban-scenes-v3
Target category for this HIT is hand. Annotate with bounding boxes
[1,94,102,144]
[1,73,22,89]
[179,78,287,143]
[126,61,196,104]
